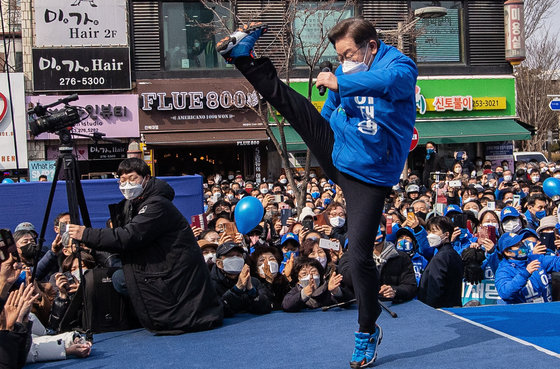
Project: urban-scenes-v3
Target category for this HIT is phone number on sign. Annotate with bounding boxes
[59,77,106,86]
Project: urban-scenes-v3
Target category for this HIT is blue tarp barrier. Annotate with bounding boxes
[0,175,203,243]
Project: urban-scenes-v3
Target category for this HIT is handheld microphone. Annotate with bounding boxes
[318,60,333,96]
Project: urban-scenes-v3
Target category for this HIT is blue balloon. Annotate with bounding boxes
[234,196,264,234]
[543,177,560,198]
[1,178,14,184]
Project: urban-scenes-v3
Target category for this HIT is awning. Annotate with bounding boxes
[270,126,307,151]
[415,119,532,145]
[143,130,269,146]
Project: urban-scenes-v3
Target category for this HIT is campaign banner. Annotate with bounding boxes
[34,0,128,47]
[32,47,131,91]
[461,278,504,306]
[27,94,139,139]
[485,141,514,171]
[29,160,56,181]
[0,73,28,169]
[46,144,89,161]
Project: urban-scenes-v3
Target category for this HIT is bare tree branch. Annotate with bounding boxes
[524,0,556,40]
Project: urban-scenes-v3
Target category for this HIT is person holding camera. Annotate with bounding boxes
[422,142,446,188]
[495,233,560,304]
[67,158,223,334]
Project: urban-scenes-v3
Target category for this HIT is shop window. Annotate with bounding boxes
[292,1,354,67]
[162,2,233,70]
[412,1,464,64]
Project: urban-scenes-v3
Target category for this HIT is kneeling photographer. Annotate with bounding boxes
[67,158,223,334]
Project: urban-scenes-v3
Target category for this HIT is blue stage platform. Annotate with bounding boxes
[26,300,560,368]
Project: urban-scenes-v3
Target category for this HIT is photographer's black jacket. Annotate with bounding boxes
[81,178,223,334]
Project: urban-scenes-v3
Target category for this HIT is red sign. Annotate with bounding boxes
[410,127,419,152]
[0,92,7,123]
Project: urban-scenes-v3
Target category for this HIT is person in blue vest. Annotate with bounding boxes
[523,194,548,230]
[394,227,428,285]
[495,232,560,304]
[217,17,417,368]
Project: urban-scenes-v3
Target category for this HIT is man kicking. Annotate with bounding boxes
[217,18,417,368]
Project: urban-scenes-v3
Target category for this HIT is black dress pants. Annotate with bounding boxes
[236,57,389,331]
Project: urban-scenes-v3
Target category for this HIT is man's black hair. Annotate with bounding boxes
[117,158,150,177]
[527,194,547,207]
[53,212,70,227]
[426,216,454,238]
[328,17,378,46]
[212,199,231,214]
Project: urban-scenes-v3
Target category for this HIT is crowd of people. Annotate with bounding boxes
[2,151,560,367]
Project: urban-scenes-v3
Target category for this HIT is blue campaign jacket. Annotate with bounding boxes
[321,41,418,187]
[495,254,560,304]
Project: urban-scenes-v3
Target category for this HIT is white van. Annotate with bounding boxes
[513,151,548,164]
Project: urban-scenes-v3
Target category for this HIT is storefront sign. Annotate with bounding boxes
[88,143,128,160]
[32,47,131,91]
[27,94,139,139]
[138,79,263,131]
[255,147,262,184]
[34,0,128,47]
[504,0,526,65]
[424,96,506,112]
[0,74,28,169]
[415,77,516,119]
[29,160,56,181]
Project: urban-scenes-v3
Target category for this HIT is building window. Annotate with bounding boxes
[162,2,233,70]
[412,1,464,64]
[293,1,354,67]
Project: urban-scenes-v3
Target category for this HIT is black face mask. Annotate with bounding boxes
[19,242,38,261]
[415,211,427,221]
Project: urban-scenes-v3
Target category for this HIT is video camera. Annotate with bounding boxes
[27,94,82,136]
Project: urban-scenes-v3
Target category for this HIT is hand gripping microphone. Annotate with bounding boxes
[318,60,333,96]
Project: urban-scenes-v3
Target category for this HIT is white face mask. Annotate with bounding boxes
[299,274,321,288]
[427,233,443,247]
[228,175,234,180]
[316,256,327,268]
[531,176,540,183]
[204,253,216,264]
[454,167,462,174]
[330,216,346,228]
[503,165,509,171]
[279,179,287,184]
[482,222,498,228]
[120,177,145,200]
[71,269,82,283]
[261,188,268,194]
[222,256,245,274]
[502,219,522,233]
[258,260,279,278]
[503,175,512,182]
[342,45,370,75]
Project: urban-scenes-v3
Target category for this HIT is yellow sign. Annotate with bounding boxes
[424,97,506,112]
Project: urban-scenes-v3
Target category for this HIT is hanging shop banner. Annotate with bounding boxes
[88,143,128,160]
[34,0,128,47]
[29,160,56,181]
[504,0,526,65]
[138,78,263,131]
[27,94,139,139]
[32,47,131,92]
[0,73,28,169]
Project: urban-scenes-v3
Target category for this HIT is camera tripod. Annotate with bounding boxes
[30,129,93,338]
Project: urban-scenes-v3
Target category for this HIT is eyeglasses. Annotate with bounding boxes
[336,43,366,63]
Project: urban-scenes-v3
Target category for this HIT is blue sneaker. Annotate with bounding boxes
[350,325,383,368]
[216,22,268,64]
